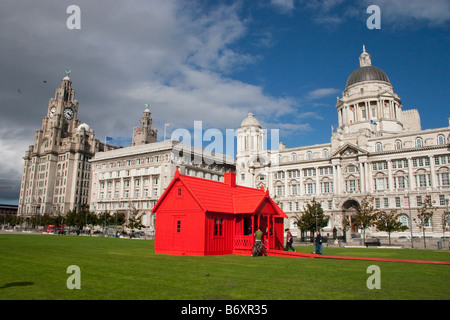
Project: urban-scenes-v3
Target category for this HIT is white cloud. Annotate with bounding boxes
[121,67,296,130]
[0,0,314,203]
[307,88,340,100]
[270,0,296,13]
[366,0,450,25]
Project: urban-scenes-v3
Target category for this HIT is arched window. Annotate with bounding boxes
[415,137,423,148]
[437,134,445,145]
[375,142,382,152]
[289,218,298,229]
[398,215,409,228]
[394,139,402,150]
[306,151,312,160]
[291,153,297,162]
[322,149,329,158]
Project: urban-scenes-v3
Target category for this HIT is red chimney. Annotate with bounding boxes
[224,172,236,188]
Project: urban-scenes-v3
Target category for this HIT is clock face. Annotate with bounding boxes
[49,106,56,118]
[64,107,74,120]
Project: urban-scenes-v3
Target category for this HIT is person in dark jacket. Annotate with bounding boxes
[314,231,324,255]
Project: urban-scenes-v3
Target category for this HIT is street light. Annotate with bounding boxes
[445,198,449,241]
[407,190,414,249]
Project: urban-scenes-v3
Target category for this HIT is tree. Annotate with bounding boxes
[126,208,144,236]
[341,215,351,241]
[293,198,329,242]
[414,197,436,248]
[352,195,378,244]
[106,212,126,226]
[65,209,98,230]
[375,209,408,245]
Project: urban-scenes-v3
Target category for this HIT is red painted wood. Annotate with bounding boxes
[153,170,287,256]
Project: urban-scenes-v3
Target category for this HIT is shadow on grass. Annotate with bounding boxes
[0,282,34,289]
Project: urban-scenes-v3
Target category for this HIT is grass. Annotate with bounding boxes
[0,234,449,300]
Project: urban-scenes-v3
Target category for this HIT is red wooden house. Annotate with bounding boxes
[151,169,287,256]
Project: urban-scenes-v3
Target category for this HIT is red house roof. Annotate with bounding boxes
[152,169,287,218]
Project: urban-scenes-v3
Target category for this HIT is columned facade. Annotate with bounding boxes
[237,48,450,240]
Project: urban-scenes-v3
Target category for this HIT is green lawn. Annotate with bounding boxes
[0,234,449,300]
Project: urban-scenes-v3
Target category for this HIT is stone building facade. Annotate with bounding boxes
[18,73,118,216]
[89,108,235,231]
[236,48,450,240]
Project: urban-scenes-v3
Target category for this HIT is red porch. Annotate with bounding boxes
[233,214,284,253]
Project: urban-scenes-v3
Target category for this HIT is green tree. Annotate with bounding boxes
[65,209,98,230]
[341,215,351,241]
[375,209,408,245]
[353,194,378,244]
[294,198,329,242]
[105,212,126,226]
[126,208,144,235]
[414,197,436,248]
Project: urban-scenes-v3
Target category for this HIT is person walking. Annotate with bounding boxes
[285,228,296,252]
[314,231,324,255]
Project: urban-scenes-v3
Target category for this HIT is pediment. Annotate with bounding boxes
[331,143,367,158]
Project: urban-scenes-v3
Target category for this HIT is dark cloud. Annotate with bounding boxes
[0,0,301,203]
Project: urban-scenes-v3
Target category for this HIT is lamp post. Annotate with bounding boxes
[445,198,449,245]
[407,190,414,249]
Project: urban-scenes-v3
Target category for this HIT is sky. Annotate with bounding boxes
[0,0,449,204]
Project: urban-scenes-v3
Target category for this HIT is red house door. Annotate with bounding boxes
[172,216,186,252]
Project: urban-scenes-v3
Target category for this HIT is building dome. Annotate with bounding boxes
[345,66,390,88]
[240,113,261,128]
[345,45,390,89]
[77,123,90,131]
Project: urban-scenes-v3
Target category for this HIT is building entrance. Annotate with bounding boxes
[342,199,360,233]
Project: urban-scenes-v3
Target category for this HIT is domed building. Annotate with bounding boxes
[336,45,404,138]
[236,47,450,243]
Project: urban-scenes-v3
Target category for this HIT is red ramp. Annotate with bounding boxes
[266,250,450,265]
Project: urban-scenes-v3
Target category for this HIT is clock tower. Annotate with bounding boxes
[18,72,118,216]
[47,70,79,140]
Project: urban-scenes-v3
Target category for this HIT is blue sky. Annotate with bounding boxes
[0,0,449,203]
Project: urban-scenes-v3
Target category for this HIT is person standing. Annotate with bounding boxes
[285,228,296,252]
[254,227,263,244]
[314,231,324,254]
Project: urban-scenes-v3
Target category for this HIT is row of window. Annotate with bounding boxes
[271,156,449,181]
[283,135,447,161]
[271,172,449,196]
[273,167,333,180]
[275,182,334,196]
[96,200,157,211]
[100,178,160,190]
[280,195,449,217]
[99,188,160,200]
[375,134,447,152]
[283,149,330,163]
[99,155,167,170]
[282,200,334,212]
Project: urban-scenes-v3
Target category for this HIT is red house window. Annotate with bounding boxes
[214,218,223,236]
[176,220,181,233]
